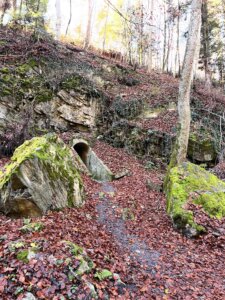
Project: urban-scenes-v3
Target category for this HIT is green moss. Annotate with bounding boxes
[2,74,12,83]
[122,208,135,221]
[1,67,9,74]
[36,89,53,102]
[61,75,82,90]
[63,240,94,276]
[17,250,29,263]
[0,61,53,103]
[16,64,31,75]
[63,241,83,256]
[20,222,44,233]
[94,269,113,281]
[188,133,217,163]
[165,162,225,234]
[28,59,38,68]
[76,257,93,276]
[0,134,83,207]
[9,241,25,252]
[194,192,225,219]
[1,88,12,96]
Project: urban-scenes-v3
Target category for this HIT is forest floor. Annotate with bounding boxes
[0,27,225,300]
[0,141,224,300]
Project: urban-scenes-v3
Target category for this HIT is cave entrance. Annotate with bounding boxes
[73,142,90,166]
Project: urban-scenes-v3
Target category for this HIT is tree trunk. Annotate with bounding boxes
[34,0,41,31]
[175,0,181,76]
[162,1,167,71]
[19,0,23,17]
[221,0,225,90]
[102,2,109,52]
[55,0,61,40]
[202,0,212,89]
[170,0,202,168]
[84,0,94,50]
[147,0,154,72]
[65,0,72,36]
[137,0,144,66]
[0,0,10,25]
[12,0,17,12]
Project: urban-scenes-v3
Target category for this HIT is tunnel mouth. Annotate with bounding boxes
[74,142,90,166]
[73,139,113,182]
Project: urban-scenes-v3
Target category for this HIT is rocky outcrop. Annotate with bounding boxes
[35,82,100,132]
[103,120,173,163]
[0,134,83,218]
[0,62,107,135]
[165,162,225,237]
[188,133,217,166]
[103,119,218,167]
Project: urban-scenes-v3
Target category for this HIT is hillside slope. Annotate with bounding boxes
[1,27,225,167]
[0,28,224,299]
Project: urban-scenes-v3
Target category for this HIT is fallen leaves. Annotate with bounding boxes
[0,141,224,299]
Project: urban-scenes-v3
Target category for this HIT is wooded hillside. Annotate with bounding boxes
[0,1,224,299]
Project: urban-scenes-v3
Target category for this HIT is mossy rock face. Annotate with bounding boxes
[188,133,217,166]
[0,134,83,218]
[0,61,54,103]
[165,162,225,237]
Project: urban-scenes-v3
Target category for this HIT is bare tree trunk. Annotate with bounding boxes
[175,0,181,76]
[84,0,94,50]
[137,0,144,66]
[55,0,61,40]
[221,0,225,90]
[65,0,72,36]
[202,0,212,89]
[19,0,23,17]
[12,0,17,12]
[102,2,109,53]
[170,0,202,168]
[163,1,167,71]
[166,21,174,73]
[34,0,41,31]
[0,0,10,25]
[147,0,154,72]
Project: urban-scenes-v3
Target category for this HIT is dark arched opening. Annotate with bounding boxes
[74,142,90,166]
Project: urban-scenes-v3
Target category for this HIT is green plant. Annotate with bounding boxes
[94,269,112,281]
[145,160,156,170]
[122,208,135,221]
[63,241,83,256]
[20,221,44,233]
[8,241,25,252]
[17,250,29,263]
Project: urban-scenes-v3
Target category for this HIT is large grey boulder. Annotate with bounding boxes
[0,134,83,218]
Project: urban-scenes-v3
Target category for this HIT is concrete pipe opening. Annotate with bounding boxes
[73,138,113,182]
[74,142,90,166]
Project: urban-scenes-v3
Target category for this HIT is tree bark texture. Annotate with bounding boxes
[170,0,202,167]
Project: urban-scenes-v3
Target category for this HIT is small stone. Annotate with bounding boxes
[22,292,36,300]
[114,169,130,180]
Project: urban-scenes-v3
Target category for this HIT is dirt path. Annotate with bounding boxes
[96,183,160,276]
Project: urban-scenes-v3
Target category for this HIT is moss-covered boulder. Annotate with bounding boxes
[0,134,83,218]
[165,162,225,237]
